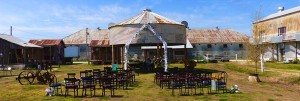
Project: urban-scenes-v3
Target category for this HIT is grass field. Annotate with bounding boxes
[0,62,299,101]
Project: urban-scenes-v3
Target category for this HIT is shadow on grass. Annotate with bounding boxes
[0,75,17,77]
[135,68,223,74]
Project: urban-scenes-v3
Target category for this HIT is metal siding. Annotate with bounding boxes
[109,24,186,45]
[29,39,62,46]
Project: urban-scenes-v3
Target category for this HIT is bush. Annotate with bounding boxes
[292,58,299,64]
[184,59,197,70]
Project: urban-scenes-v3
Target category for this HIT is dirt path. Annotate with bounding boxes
[266,68,300,76]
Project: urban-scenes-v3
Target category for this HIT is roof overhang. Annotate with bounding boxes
[141,39,193,49]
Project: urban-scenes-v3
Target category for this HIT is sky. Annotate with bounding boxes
[0,0,299,41]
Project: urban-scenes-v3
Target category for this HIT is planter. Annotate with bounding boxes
[248,73,261,82]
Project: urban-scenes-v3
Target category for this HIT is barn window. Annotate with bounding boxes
[207,44,212,48]
[239,44,243,48]
[223,44,228,48]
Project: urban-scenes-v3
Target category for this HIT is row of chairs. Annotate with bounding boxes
[60,68,136,97]
[154,70,228,95]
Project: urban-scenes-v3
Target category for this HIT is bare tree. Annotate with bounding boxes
[246,7,268,74]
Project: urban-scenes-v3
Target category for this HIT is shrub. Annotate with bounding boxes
[292,58,299,64]
[184,59,197,70]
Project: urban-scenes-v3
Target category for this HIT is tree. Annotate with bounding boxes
[246,7,268,74]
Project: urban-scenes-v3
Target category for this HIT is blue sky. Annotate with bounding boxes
[0,0,299,41]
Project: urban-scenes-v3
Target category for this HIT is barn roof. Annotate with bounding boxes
[63,29,109,45]
[187,29,249,44]
[110,9,183,28]
[29,39,63,46]
[0,34,41,48]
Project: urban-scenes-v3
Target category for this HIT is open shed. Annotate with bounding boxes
[29,39,65,64]
[0,34,41,65]
[89,31,111,64]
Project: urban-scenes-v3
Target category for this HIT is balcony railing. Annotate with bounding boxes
[296,33,300,41]
[283,33,296,41]
[271,35,283,43]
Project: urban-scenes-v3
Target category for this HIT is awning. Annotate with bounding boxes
[141,39,193,49]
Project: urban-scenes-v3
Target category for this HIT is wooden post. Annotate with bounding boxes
[184,44,187,60]
[116,46,119,64]
[122,46,125,67]
[112,45,115,64]
[296,42,298,59]
[120,46,123,64]
[22,48,25,64]
[184,44,187,67]
[50,46,52,65]
[105,47,108,63]
[157,43,159,59]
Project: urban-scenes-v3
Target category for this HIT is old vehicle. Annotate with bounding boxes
[16,70,55,85]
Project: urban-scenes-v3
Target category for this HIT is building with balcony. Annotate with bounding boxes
[253,6,300,62]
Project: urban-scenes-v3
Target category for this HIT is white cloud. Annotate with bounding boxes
[0,3,133,40]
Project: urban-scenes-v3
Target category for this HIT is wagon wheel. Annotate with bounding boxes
[42,72,55,84]
[36,71,46,84]
[27,71,35,85]
[17,71,29,85]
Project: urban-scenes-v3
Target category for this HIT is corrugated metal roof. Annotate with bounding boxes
[63,29,109,45]
[255,6,300,23]
[0,34,41,48]
[187,29,249,44]
[29,39,63,46]
[110,9,182,28]
[89,40,110,47]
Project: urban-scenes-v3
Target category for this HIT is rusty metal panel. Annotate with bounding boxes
[63,29,109,45]
[89,40,110,47]
[29,39,62,46]
[109,24,186,45]
[111,9,183,28]
[187,29,249,44]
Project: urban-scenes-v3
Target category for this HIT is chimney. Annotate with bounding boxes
[86,28,89,35]
[10,26,12,36]
[278,6,284,12]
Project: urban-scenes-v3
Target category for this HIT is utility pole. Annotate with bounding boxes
[86,28,89,60]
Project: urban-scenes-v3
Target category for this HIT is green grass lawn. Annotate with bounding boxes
[0,62,299,101]
[265,62,300,70]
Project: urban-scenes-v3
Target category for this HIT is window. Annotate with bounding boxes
[207,44,212,48]
[278,27,286,36]
[223,44,228,48]
[239,44,243,48]
[259,30,265,42]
